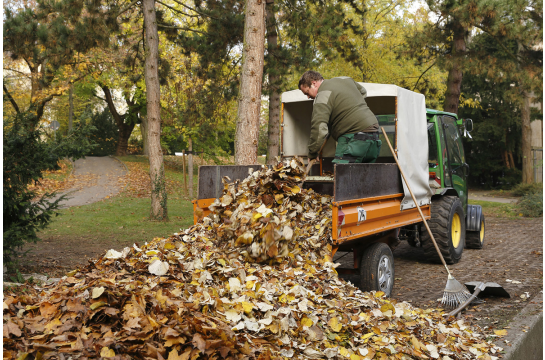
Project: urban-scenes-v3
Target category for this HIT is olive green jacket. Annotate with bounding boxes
[308,77,377,158]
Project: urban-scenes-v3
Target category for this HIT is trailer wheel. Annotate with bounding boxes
[421,196,465,264]
[359,243,394,297]
[466,213,485,249]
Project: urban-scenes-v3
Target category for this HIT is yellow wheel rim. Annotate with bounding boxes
[479,220,485,243]
[451,213,461,248]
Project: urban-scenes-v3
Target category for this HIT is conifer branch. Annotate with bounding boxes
[3,84,20,114]
[472,25,520,64]
[157,23,208,35]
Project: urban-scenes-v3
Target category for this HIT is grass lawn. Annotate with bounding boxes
[468,199,521,219]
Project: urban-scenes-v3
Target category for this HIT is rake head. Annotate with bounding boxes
[441,275,472,308]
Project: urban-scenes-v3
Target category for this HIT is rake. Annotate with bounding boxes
[381,127,472,308]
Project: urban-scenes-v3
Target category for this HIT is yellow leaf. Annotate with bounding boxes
[495,329,508,336]
[375,291,385,298]
[301,317,313,327]
[328,317,342,332]
[164,243,176,250]
[246,280,255,289]
[339,347,350,357]
[100,347,115,357]
[350,354,361,360]
[380,303,395,313]
[218,259,226,266]
[291,185,300,194]
[253,212,263,220]
[241,301,254,314]
[90,301,107,310]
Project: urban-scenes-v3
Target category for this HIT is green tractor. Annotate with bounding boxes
[398,110,485,264]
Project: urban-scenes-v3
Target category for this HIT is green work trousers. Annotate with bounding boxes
[332,133,382,164]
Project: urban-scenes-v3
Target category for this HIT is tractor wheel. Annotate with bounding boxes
[359,243,394,297]
[466,213,485,249]
[421,196,465,264]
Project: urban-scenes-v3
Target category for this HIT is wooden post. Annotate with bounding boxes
[188,138,193,198]
[182,150,187,196]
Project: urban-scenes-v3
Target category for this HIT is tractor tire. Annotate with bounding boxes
[359,242,394,297]
[421,196,465,264]
[466,212,485,249]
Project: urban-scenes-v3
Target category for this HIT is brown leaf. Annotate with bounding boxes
[4,321,21,338]
[66,298,85,313]
[39,302,58,319]
[192,333,206,353]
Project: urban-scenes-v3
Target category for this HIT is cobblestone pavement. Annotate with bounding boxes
[334,217,543,329]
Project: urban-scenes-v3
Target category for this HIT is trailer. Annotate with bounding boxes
[193,83,483,297]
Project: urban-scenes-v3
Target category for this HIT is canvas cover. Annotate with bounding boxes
[281,83,432,210]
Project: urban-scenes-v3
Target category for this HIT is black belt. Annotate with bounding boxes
[353,132,379,141]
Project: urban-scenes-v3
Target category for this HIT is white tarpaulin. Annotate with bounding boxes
[281,82,433,211]
[392,85,433,210]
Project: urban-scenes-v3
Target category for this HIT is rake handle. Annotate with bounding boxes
[380,127,451,275]
[303,134,329,179]
[448,282,485,317]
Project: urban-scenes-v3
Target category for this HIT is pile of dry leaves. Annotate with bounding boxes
[4,157,503,360]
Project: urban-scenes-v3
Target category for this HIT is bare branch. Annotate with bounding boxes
[157,23,208,35]
[412,61,436,91]
[156,0,201,18]
[117,0,139,17]
[167,0,219,20]
[3,84,20,113]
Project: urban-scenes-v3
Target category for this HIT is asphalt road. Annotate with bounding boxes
[54,156,127,208]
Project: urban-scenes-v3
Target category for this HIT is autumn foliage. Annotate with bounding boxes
[4,157,503,359]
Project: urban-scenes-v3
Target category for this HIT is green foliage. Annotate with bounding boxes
[3,111,96,272]
[517,190,543,217]
[458,31,541,189]
[86,109,119,156]
[511,183,544,197]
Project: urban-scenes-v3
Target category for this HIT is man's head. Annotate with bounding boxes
[298,71,324,99]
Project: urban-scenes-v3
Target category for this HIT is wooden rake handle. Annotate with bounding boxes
[380,127,451,275]
[304,134,330,178]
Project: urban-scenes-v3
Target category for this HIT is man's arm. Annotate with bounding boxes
[355,81,367,97]
[308,91,332,158]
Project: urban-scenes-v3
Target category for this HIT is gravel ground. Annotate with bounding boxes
[334,217,543,330]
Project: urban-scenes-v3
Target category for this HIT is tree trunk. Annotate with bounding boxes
[443,21,466,115]
[265,0,280,165]
[141,115,149,156]
[521,90,533,184]
[68,84,74,132]
[235,0,266,165]
[116,123,135,156]
[188,138,193,199]
[143,0,168,220]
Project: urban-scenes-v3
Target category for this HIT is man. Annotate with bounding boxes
[298,71,381,164]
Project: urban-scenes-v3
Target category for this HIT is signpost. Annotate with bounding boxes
[50,120,60,141]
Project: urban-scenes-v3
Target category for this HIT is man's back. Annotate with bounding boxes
[315,77,377,140]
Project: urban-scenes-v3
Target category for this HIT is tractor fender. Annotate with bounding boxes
[466,204,483,232]
[431,187,458,198]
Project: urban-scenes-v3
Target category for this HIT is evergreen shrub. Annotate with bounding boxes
[86,109,119,156]
[511,183,543,196]
[3,111,95,272]
[517,190,543,217]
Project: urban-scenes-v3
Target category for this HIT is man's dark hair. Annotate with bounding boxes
[298,71,324,89]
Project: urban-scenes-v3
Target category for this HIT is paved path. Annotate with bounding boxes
[469,190,519,204]
[56,156,127,208]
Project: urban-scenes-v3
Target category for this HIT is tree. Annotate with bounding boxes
[144,0,168,220]
[3,111,95,271]
[235,0,266,165]
[3,0,119,126]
